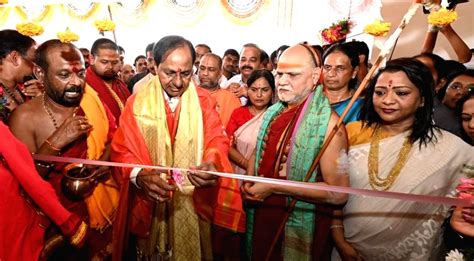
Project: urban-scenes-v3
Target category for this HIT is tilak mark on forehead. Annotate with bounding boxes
[277,62,305,70]
[60,48,82,62]
[71,65,84,73]
[388,80,393,88]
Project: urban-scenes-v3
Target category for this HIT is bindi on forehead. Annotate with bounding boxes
[388,80,393,88]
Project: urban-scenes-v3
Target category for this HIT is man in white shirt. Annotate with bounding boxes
[219,49,240,88]
[225,43,263,105]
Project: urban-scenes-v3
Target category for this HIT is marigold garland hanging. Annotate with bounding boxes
[364,19,391,37]
[57,28,80,43]
[66,3,101,22]
[94,18,116,33]
[16,22,44,37]
[428,7,457,27]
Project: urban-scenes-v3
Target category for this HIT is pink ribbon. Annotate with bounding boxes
[33,154,472,207]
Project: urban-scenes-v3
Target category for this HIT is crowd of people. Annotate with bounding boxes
[0,12,473,261]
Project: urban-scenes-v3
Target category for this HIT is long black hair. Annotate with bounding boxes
[456,86,474,145]
[0,29,35,64]
[413,52,446,84]
[360,58,438,147]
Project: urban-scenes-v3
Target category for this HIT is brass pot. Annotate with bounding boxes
[61,163,110,201]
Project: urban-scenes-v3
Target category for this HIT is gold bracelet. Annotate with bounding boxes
[70,221,88,247]
[44,139,61,152]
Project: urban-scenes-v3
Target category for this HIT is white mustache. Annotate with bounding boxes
[278,86,293,92]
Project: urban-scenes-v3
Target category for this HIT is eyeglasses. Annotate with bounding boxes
[322,65,349,74]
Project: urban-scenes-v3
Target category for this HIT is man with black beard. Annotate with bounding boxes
[86,38,130,126]
[9,40,119,260]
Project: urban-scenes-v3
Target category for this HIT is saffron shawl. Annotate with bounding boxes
[85,67,130,125]
[81,86,119,231]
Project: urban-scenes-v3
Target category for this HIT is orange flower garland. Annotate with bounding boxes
[428,7,457,27]
[94,19,116,33]
[16,22,44,37]
[57,28,80,43]
[364,19,391,37]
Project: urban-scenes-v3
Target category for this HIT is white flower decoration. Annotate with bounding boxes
[446,249,465,261]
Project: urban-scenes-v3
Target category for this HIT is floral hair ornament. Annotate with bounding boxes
[94,18,116,33]
[428,7,457,27]
[321,18,353,44]
[363,19,391,37]
[16,22,44,37]
[57,28,80,43]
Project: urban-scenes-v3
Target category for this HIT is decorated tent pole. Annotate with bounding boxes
[264,3,422,260]
[107,4,117,44]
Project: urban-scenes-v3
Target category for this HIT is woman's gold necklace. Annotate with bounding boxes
[368,127,413,191]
